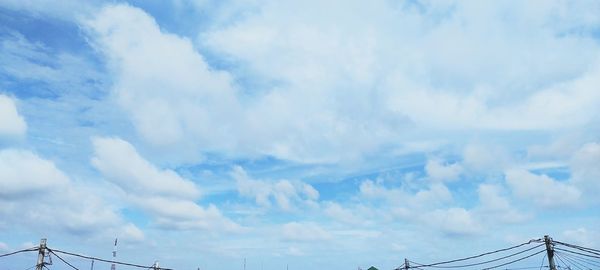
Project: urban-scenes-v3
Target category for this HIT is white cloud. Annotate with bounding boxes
[478,184,511,211]
[281,222,331,242]
[323,202,362,225]
[358,179,478,235]
[0,95,27,137]
[385,68,600,131]
[425,159,462,182]
[207,0,600,135]
[570,142,600,198]
[231,166,319,211]
[421,208,482,236]
[83,3,408,163]
[91,137,239,231]
[463,144,512,174]
[91,137,200,199]
[413,183,454,207]
[84,4,242,161]
[359,180,452,210]
[505,169,581,208]
[82,1,600,165]
[476,184,528,224]
[0,149,68,197]
[0,148,140,239]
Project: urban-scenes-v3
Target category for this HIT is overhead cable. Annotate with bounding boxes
[553,242,600,257]
[48,249,80,270]
[411,244,545,268]
[481,249,546,270]
[555,248,600,259]
[0,247,39,258]
[408,239,542,268]
[556,251,600,269]
[556,250,600,268]
[50,249,173,270]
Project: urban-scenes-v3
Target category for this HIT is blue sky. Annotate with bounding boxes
[1,1,599,269]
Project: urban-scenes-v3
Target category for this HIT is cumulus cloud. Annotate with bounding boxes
[91,137,239,231]
[91,137,200,199]
[421,208,482,236]
[358,179,476,234]
[463,144,512,174]
[359,180,453,210]
[425,159,463,182]
[230,166,319,211]
[0,95,27,137]
[475,184,528,224]
[323,202,362,225]
[505,169,581,208]
[570,142,600,197]
[207,0,600,133]
[0,148,141,240]
[84,4,241,160]
[80,0,600,165]
[0,149,68,197]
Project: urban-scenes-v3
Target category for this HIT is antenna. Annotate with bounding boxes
[111,238,118,270]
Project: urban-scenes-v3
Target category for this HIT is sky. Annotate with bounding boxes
[0,0,599,269]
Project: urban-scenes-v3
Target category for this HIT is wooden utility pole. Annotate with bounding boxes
[404,258,410,270]
[35,239,47,270]
[544,235,557,270]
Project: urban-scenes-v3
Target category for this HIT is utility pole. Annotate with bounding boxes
[405,258,410,270]
[544,235,557,270]
[244,258,246,270]
[35,238,47,270]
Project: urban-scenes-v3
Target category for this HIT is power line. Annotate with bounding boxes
[503,267,549,270]
[410,244,545,268]
[539,253,547,270]
[553,242,600,256]
[481,250,547,270]
[556,252,599,270]
[408,239,543,268]
[554,253,581,270]
[555,248,600,260]
[48,249,80,270]
[556,250,600,268]
[50,249,173,270]
[0,247,39,258]
[558,252,593,270]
